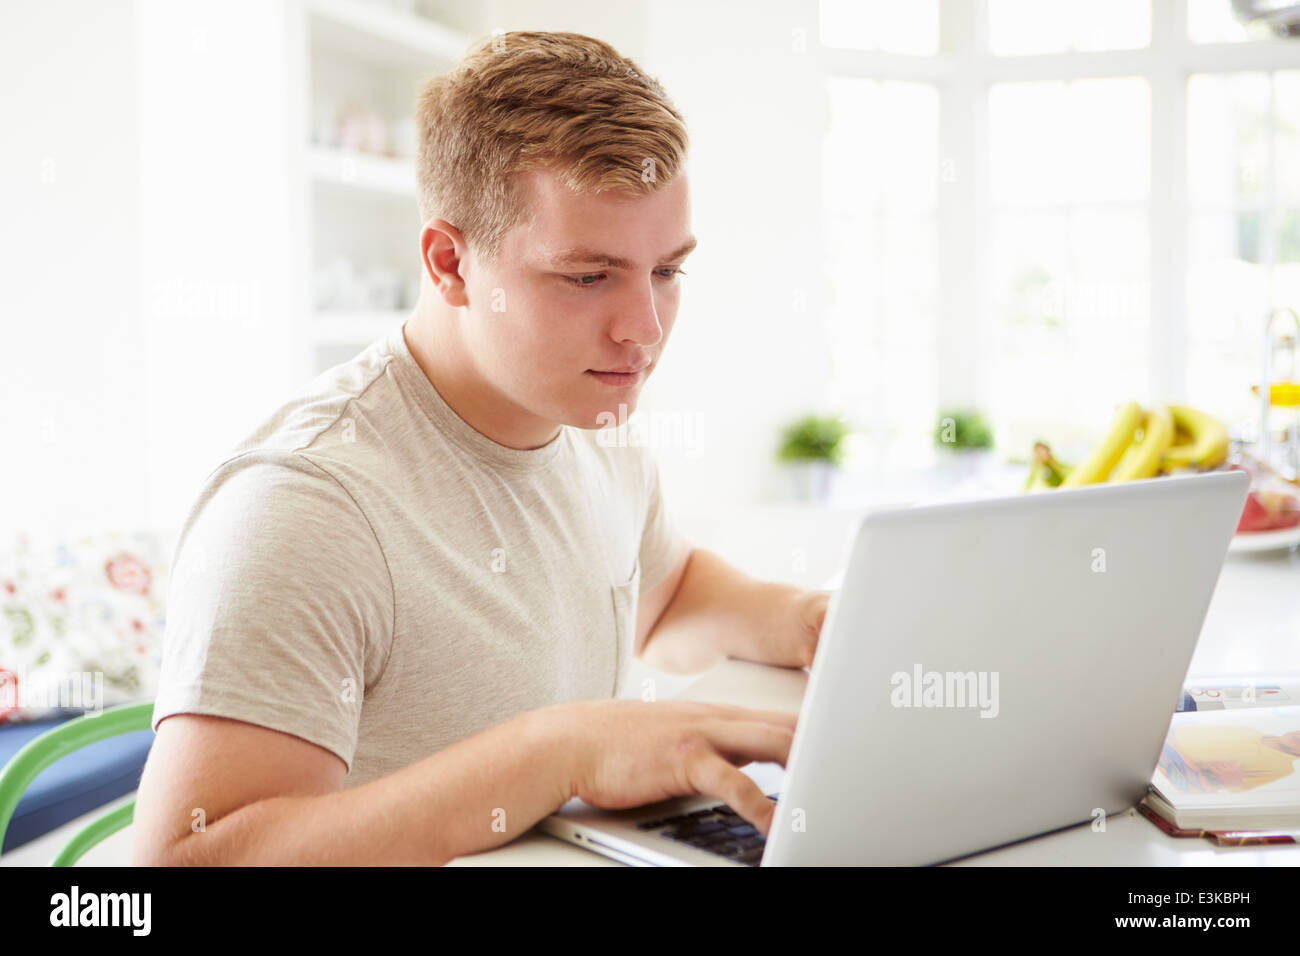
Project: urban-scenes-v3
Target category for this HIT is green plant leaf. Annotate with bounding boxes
[934,409,994,451]
[777,414,850,464]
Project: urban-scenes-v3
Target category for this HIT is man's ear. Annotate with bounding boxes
[420,219,470,307]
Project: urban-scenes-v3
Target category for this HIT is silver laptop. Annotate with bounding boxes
[540,470,1250,866]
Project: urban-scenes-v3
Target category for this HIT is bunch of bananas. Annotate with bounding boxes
[1023,402,1230,493]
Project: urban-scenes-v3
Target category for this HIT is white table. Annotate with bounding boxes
[449,544,1300,866]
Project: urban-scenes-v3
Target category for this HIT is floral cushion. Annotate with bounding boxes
[0,530,173,724]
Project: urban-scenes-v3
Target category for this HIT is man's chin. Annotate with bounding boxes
[567,395,641,430]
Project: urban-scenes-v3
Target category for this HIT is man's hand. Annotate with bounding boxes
[784,588,831,669]
[639,546,833,673]
[540,699,796,835]
[725,585,830,669]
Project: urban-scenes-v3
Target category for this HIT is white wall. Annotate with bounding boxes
[135,0,302,532]
[1,0,304,539]
[0,0,145,536]
[485,0,650,56]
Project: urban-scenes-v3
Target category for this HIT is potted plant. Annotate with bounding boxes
[933,409,995,478]
[777,413,849,502]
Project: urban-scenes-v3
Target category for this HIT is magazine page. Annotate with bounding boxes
[1151,705,1300,812]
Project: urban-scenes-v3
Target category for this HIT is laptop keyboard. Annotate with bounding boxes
[634,794,779,866]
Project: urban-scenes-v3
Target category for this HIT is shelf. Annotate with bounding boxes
[307,146,416,196]
[296,0,482,387]
[311,310,409,346]
[307,0,471,73]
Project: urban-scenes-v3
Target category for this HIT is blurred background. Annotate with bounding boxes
[4,0,1300,587]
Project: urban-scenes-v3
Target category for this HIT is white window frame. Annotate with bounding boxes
[817,0,1300,442]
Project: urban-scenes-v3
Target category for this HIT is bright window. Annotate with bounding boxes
[1188,0,1284,42]
[817,0,1300,474]
[988,77,1151,431]
[1187,70,1300,426]
[988,0,1150,55]
[822,79,939,468]
[818,0,939,55]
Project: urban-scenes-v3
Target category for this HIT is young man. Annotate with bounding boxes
[133,31,829,866]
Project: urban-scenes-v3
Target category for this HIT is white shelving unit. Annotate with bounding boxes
[290,0,483,381]
[306,145,417,196]
[308,0,470,68]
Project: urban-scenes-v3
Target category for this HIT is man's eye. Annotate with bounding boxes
[563,268,687,289]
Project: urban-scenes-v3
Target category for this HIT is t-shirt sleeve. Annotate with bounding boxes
[151,453,394,772]
[637,449,688,594]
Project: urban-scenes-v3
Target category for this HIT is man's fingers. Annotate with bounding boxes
[699,719,794,768]
[693,702,799,728]
[682,750,777,836]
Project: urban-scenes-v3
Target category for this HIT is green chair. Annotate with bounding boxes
[0,701,154,866]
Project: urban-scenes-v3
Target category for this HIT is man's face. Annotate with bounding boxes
[460,166,694,430]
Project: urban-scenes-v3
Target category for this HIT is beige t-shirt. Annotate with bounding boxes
[152,320,685,786]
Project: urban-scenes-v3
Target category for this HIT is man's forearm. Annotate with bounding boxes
[154,707,575,866]
[641,547,809,672]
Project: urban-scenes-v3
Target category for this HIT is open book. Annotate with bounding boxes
[1142,675,1300,840]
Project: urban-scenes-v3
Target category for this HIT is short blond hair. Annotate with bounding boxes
[414,31,690,265]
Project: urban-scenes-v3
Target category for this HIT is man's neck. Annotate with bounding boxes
[404,295,562,451]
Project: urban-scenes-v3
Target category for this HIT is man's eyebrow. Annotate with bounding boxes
[543,237,698,270]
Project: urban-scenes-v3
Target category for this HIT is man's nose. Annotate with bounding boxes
[611,282,665,347]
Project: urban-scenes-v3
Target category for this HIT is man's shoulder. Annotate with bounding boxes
[176,338,416,536]
[188,449,360,533]
[227,338,404,462]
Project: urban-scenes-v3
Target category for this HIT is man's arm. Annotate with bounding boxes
[635,545,830,675]
[132,709,573,867]
[133,696,798,866]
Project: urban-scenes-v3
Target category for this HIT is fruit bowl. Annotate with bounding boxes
[1224,458,1300,552]
[1228,523,1300,553]
[1020,403,1300,557]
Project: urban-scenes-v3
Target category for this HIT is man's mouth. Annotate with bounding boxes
[586,364,648,387]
